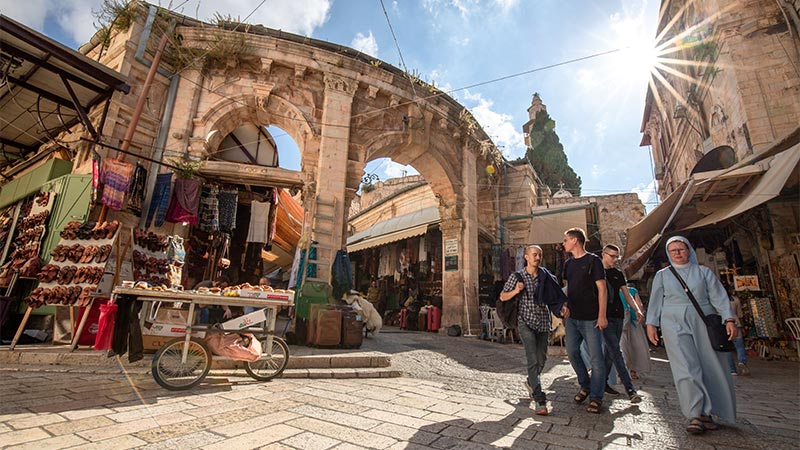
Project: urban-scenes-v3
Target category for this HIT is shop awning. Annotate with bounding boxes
[0,15,130,171]
[622,129,800,276]
[347,207,440,253]
[685,142,800,229]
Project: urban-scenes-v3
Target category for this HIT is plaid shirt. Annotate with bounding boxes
[502,270,551,332]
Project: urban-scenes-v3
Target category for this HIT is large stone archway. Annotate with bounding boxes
[163,24,502,328]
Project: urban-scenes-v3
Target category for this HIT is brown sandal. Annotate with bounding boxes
[586,399,602,414]
[574,389,590,404]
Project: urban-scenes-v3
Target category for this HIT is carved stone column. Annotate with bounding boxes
[439,218,465,329]
[312,74,357,278]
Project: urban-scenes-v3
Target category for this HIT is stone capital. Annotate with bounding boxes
[323,74,357,96]
[439,218,463,235]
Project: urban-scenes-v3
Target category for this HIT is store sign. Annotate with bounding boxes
[445,238,458,255]
[445,255,458,271]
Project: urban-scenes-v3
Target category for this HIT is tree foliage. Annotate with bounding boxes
[525,110,582,196]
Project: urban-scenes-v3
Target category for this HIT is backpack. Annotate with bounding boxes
[496,271,525,328]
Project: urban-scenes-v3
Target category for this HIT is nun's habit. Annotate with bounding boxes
[647,236,736,422]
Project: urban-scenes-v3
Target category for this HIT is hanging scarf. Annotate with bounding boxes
[146,172,173,228]
[198,184,220,232]
[166,178,201,225]
[218,188,238,232]
[127,164,148,216]
[101,158,134,211]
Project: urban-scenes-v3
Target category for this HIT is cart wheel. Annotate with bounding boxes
[245,336,289,381]
[151,337,212,390]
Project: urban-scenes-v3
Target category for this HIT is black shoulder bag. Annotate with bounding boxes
[496,271,524,329]
[668,266,734,352]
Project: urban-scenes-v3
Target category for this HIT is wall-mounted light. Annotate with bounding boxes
[673,102,704,139]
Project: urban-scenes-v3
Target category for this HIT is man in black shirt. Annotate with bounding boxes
[562,228,607,413]
[601,244,642,403]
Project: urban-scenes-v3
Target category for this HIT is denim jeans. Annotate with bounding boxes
[728,327,747,372]
[517,320,549,404]
[565,317,606,402]
[602,317,635,393]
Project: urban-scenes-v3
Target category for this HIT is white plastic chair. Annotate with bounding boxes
[479,305,492,340]
[785,318,800,360]
[490,307,515,344]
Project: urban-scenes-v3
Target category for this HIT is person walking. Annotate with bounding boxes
[646,236,737,434]
[600,244,642,403]
[619,282,651,380]
[562,227,607,414]
[499,245,569,415]
[727,291,750,376]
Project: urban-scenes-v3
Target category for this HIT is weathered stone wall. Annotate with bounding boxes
[348,182,438,234]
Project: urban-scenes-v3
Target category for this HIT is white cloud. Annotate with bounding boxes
[462,90,525,159]
[632,179,658,212]
[351,31,379,57]
[384,161,419,178]
[590,164,607,178]
[491,0,519,12]
[594,120,607,144]
[422,0,477,19]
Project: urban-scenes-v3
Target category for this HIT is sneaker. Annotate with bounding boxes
[731,372,738,376]
[524,380,533,399]
[532,402,548,415]
[738,363,750,376]
[604,384,621,395]
[627,390,642,404]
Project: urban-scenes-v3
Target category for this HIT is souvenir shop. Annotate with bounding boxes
[0,149,298,348]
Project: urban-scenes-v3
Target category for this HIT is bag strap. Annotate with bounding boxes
[515,271,526,294]
[668,265,709,325]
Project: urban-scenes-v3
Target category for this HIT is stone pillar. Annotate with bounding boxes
[311,74,357,282]
[439,218,464,329]
[461,146,480,333]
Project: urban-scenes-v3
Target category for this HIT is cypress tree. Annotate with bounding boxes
[525,110,582,196]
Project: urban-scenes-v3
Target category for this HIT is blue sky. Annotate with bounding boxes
[5,0,661,208]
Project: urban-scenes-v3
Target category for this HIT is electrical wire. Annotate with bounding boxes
[379,0,417,100]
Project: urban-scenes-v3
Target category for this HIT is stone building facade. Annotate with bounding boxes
[635,0,800,343]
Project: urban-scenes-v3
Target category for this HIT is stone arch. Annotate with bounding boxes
[192,93,316,158]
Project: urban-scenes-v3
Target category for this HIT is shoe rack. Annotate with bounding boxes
[10,220,121,351]
[131,229,171,287]
[0,192,56,286]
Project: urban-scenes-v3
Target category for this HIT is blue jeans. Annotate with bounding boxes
[518,321,549,404]
[565,317,606,402]
[602,317,635,393]
[580,341,617,385]
[728,327,747,372]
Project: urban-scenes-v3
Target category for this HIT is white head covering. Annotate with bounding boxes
[666,235,698,268]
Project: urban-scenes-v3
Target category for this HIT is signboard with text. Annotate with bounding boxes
[445,238,458,255]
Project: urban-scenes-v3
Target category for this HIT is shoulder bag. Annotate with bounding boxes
[496,271,524,329]
[668,266,734,352]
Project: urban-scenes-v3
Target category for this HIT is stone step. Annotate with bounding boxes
[0,345,392,371]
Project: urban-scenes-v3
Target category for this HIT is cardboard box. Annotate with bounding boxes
[238,289,295,304]
[151,307,197,325]
[142,322,206,338]
[143,335,173,352]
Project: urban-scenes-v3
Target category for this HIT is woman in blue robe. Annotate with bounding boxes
[646,236,737,434]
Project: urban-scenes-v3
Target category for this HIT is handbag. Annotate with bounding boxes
[496,271,524,329]
[205,331,261,362]
[668,266,734,352]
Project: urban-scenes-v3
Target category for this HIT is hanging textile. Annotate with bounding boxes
[146,172,173,228]
[331,250,353,300]
[418,237,427,261]
[267,189,278,245]
[91,152,101,205]
[218,188,238,232]
[166,178,201,225]
[247,200,271,243]
[101,158,134,211]
[198,184,220,232]
[126,164,148,216]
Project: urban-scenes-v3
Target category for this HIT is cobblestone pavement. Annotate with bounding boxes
[1,329,798,449]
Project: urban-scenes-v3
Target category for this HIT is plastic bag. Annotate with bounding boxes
[205,332,261,362]
[93,302,118,350]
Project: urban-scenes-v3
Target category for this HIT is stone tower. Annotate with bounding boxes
[522,93,547,148]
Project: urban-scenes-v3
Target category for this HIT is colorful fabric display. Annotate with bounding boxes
[127,164,148,216]
[101,158,134,211]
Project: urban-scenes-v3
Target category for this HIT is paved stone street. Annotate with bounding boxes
[1,329,798,449]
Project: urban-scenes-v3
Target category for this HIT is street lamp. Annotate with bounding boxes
[673,102,705,140]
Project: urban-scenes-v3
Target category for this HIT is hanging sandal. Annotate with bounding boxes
[586,399,602,414]
[698,415,718,431]
[687,418,705,435]
[574,389,590,404]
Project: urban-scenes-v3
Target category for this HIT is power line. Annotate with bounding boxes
[379,0,417,99]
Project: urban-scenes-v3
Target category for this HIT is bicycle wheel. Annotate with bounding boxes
[151,337,212,390]
[245,336,289,381]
